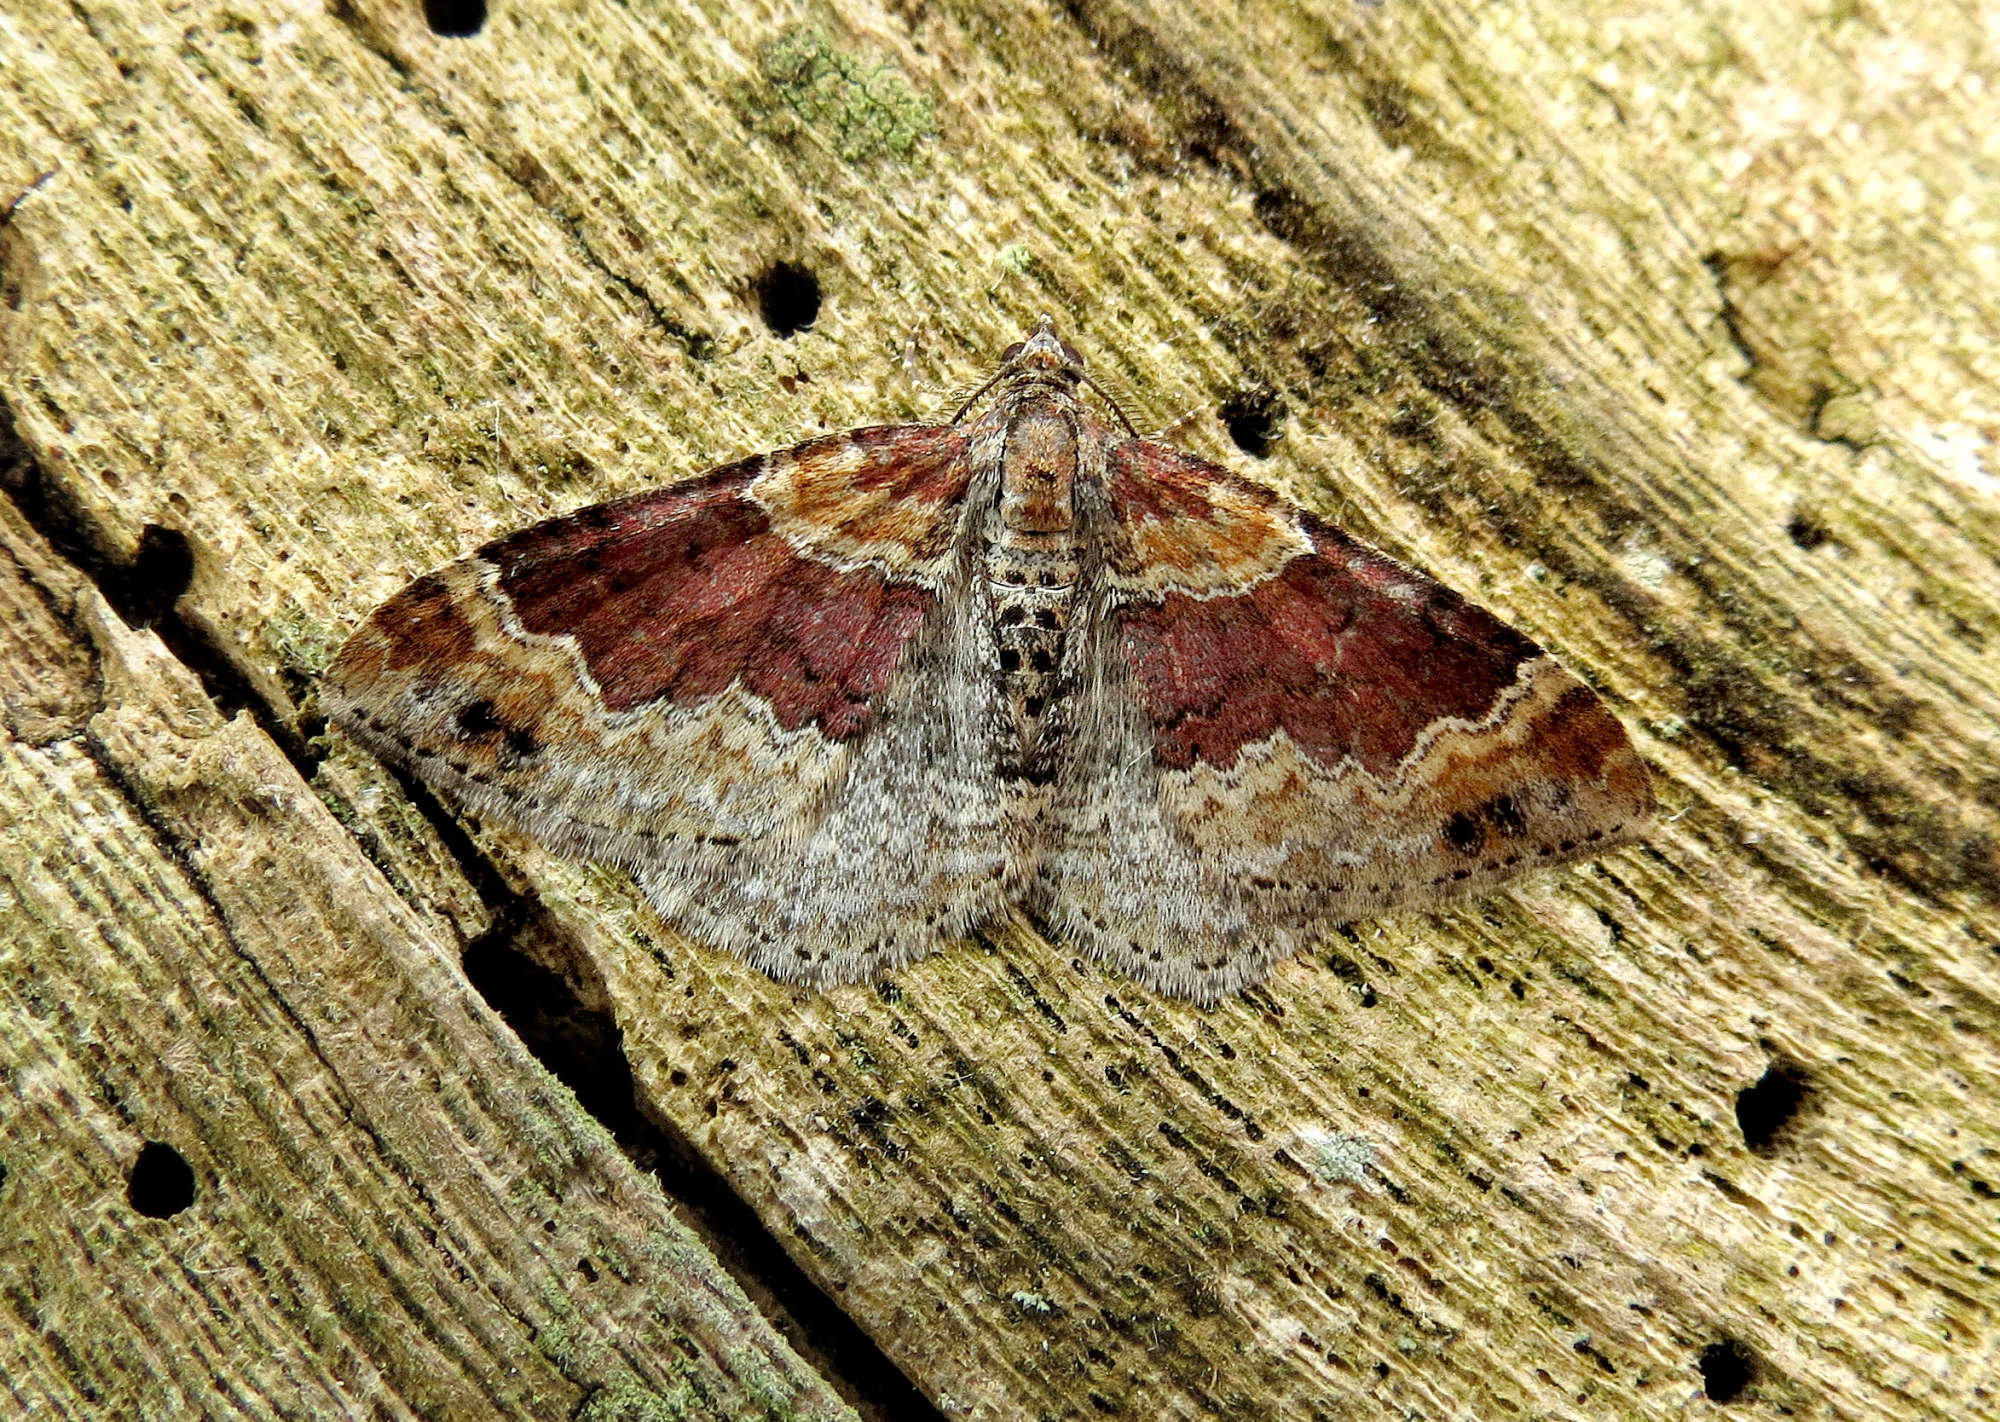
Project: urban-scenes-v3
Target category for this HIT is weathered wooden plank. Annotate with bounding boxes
[2,0,1995,1418]
[0,502,856,1413]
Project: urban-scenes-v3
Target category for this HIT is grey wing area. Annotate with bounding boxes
[638,555,1015,984]
[1030,592,1293,1006]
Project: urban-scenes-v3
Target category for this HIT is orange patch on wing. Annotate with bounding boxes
[752,425,971,578]
[1104,439,1311,596]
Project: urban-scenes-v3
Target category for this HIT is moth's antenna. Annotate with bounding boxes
[950,367,1012,425]
[1147,403,1208,442]
[1079,372,1139,438]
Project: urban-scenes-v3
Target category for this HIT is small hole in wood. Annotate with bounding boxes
[1786,509,1833,550]
[1735,1059,1809,1152]
[1697,1338,1756,1402]
[1219,387,1284,458]
[424,0,487,38]
[755,262,821,338]
[128,1141,197,1218]
[108,524,194,629]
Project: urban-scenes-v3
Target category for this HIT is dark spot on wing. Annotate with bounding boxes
[456,699,503,738]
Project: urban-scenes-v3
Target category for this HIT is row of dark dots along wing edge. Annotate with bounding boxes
[1242,826,1619,898]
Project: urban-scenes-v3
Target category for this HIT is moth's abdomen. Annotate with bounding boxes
[987,399,1083,781]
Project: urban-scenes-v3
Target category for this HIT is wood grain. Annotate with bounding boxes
[0,494,858,1417]
[2,0,1995,1417]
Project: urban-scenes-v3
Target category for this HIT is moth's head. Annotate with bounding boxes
[953,315,1130,432]
[1001,314,1085,383]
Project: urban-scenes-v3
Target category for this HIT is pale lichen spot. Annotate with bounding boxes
[1619,535,1674,593]
[1300,1126,1377,1188]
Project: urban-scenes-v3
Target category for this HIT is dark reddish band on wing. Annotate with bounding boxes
[443,461,936,740]
[1117,517,1543,774]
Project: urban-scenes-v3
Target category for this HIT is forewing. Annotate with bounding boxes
[327,424,1013,980]
[1040,439,1653,1003]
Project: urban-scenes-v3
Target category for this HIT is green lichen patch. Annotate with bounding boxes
[759,26,935,163]
[264,597,342,676]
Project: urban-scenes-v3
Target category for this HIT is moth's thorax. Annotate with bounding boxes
[983,385,1089,781]
[997,402,1078,537]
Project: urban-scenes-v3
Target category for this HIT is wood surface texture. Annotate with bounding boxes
[2,1,1996,1419]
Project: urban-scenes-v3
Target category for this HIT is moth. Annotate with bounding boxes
[326,319,1653,1003]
